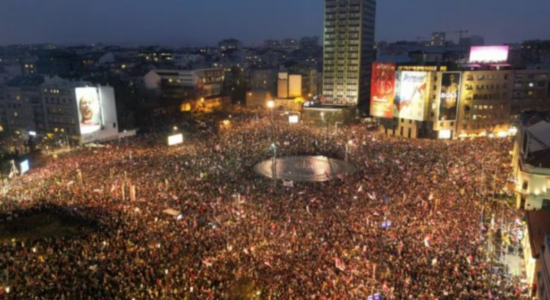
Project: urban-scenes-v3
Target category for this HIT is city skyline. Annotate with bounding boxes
[0,0,549,46]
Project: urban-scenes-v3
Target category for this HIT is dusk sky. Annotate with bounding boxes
[0,0,549,46]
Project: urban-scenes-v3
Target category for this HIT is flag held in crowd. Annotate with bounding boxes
[335,258,345,271]
[424,235,432,248]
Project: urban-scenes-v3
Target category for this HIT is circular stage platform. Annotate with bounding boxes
[253,156,356,182]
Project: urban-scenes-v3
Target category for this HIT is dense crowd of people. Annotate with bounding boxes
[0,110,525,299]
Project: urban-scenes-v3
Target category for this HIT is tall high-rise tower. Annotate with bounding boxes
[322,0,376,111]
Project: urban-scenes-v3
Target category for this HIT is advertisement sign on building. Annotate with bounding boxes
[469,46,509,63]
[395,72,428,121]
[438,72,462,121]
[370,63,396,119]
[78,86,119,145]
[438,129,452,139]
[75,87,103,135]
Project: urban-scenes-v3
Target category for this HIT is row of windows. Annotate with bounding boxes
[513,90,546,97]
[521,179,550,191]
[465,84,508,91]
[513,82,547,89]
[515,74,548,80]
[462,124,501,130]
[45,98,72,104]
[47,107,68,114]
[324,85,358,91]
[48,117,76,125]
[465,74,510,81]
[43,88,70,95]
[470,93,509,100]
[473,105,494,110]
[6,103,22,109]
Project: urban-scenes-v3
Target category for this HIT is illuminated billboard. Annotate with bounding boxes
[438,130,452,140]
[75,87,103,135]
[168,134,184,146]
[77,86,119,145]
[438,72,462,121]
[469,46,509,63]
[370,63,396,118]
[20,160,29,174]
[394,72,428,121]
[289,115,299,124]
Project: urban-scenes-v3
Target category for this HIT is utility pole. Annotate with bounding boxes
[271,143,277,185]
[334,122,343,136]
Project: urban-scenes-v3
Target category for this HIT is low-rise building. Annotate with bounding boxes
[277,72,302,99]
[513,113,550,210]
[523,211,550,297]
[248,68,277,94]
[511,69,550,116]
[371,63,517,139]
[537,234,550,300]
[144,68,224,101]
[3,76,44,133]
[0,75,119,145]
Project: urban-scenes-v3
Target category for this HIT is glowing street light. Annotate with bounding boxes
[267,100,275,123]
[345,140,354,162]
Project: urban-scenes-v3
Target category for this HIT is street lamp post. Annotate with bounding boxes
[267,100,275,123]
[267,100,275,143]
[345,140,353,162]
[320,112,329,140]
[270,142,277,185]
[334,122,343,136]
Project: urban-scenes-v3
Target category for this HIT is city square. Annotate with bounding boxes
[1,0,550,299]
[0,111,526,299]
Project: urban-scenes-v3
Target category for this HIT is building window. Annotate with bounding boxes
[523,181,529,191]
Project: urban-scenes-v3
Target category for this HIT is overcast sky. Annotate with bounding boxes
[0,0,548,46]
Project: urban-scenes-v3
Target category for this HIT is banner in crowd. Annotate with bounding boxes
[370,63,396,119]
[438,72,462,121]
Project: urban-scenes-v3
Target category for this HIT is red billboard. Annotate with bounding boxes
[370,63,396,118]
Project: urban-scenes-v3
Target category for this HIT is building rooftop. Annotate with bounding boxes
[377,55,411,63]
[526,211,550,258]
[527,148,550,168]
[521,112,550,155]
[7,75,44,87]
